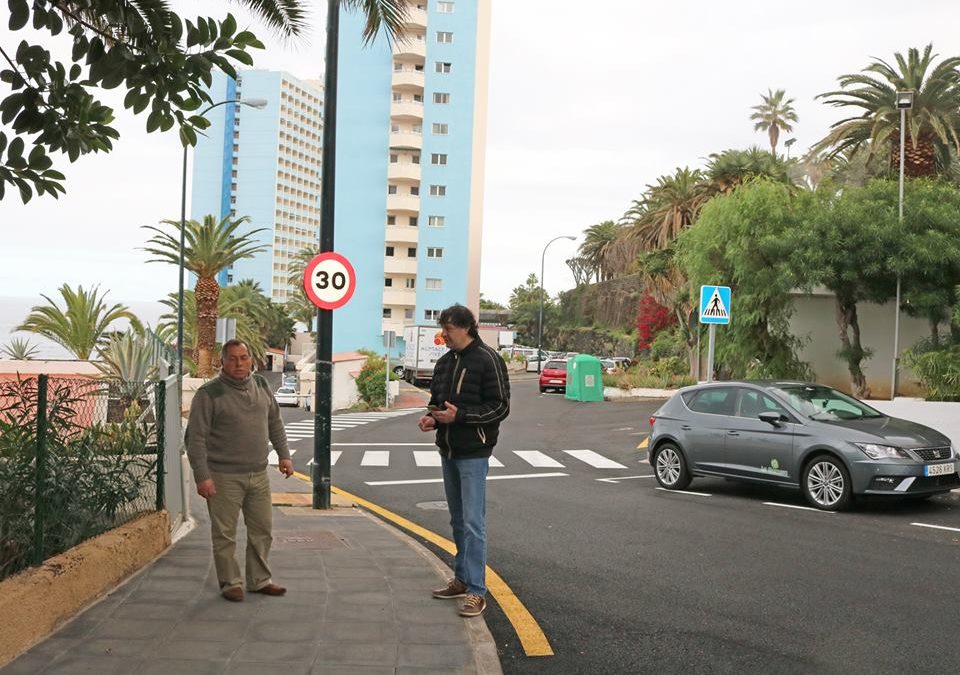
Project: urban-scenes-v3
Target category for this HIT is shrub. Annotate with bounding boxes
[904,342,960,401]
[355,355,399,408]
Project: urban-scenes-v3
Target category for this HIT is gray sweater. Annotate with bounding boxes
[186,373,290,482]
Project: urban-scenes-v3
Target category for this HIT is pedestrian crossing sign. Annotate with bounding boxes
[699,285,731,325]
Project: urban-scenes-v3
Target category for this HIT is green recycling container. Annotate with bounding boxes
[565,354,604,402]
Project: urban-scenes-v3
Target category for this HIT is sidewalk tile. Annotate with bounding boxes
[398,643,473,668]
[147,639,241,660]
[227,664,311,675]
[232,641,321,664]
[245,621,322,643]
[169,620,251,642]
[314,642,399,667]
[317,621,399,644]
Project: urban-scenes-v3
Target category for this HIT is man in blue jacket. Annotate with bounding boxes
[418,304,510,617]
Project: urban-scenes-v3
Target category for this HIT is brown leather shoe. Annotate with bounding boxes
[221,587,244,602]
[251,583,287,596]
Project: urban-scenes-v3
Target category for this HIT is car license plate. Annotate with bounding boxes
[924,462,955,477]
[550,379,563,384]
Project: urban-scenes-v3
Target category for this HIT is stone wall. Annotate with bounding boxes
[558,275,643,333]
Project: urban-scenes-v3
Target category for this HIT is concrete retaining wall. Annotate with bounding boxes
[0,511,170,667]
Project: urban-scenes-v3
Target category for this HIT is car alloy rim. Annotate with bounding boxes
[656,448,681,486]
[808,461,844,506]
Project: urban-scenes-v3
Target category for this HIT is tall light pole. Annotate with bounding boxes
[177,97,268,381]
[537,235,576,374]
[890,89,914,400]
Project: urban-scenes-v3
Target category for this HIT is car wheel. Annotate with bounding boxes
[653,443,691,490]
[802,455,852,511]
[539,386,546,393]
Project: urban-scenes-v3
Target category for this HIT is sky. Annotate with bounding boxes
[1,0,958,309]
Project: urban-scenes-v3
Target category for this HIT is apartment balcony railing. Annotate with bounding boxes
[385,224,419,244]
[387,162,421,182]
[386,193,420,213]
[389,131,422,150]
[384,257,418,275]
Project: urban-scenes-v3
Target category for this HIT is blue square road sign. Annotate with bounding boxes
[699,285,731,325]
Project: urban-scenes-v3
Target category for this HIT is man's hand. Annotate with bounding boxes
[430,401,458,425]
[197,479,216,499]
[278,459,294,478]
[418,414,437,432]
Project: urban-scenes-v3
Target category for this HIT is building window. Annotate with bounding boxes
[426,278,443,290]
[428,215,445,227]
[405,308,415,319]
[393,61,403,71]
[388,184,398,195]
[386,246,395,256]
[383,308,392,318]
[437,1,454,13]
[410,185,420,196]
[429,184,447,196]
[387,215,396,225]
[405,278,416,289]
[432,123,448,135]
[392,92,402,102]
[385,277,393,287]
[431,153,448,166]
[427,247,443,259]
[407,247,417,257]
[389,153,399,163]
[435,62,452,74]
[433,92,450,104]
[425,309,440,321]
[409,216,418,227]
[412,153,421,164]
[437,31,453,43]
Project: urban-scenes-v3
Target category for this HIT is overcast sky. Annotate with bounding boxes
[1,0,957,308]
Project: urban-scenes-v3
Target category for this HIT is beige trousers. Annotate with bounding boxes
[206,470,273,591]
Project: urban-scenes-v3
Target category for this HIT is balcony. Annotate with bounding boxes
[387,162,421,182]
[386,225,419,244]
[384,257,418,275]
[386,193,420,213]
[392,36,426,58]
[391,69,425,91]
[403,6,427,28]
[389,131,422,150]
[383,288,417,306]
[390,100,424,121]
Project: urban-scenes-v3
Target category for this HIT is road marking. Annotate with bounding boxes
[333,442,436,446]
[763,502,833,513]
[656,487,712,497]
[414,451,442,467]
[637,437,649,449]
[360,451,390,467]
[317,480,554,658]
[514,450,565,468]
[305,451,341,467]
[563,449,628,469]
[911,522,960,533]
[596,475,654,483]
[489,456,505,468]
[365,472,569,486]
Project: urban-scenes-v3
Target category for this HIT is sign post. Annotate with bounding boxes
[383,330,396,409]
[699,285,731,383]
[303,252,357,509]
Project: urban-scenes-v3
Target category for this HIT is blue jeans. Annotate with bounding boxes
[441,455,489,596]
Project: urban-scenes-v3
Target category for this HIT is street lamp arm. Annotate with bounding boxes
[537,235,577,374]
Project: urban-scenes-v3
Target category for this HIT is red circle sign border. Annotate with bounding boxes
[302,251,357,310]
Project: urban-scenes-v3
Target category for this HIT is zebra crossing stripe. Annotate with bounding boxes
[563,449,628,469]
[361,451,390,467]
[414,451,442,467]
[488,456,504,468]
[306,451,342,466]
[513,451,565,468]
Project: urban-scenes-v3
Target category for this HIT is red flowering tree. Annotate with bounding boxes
[636,292,675,352]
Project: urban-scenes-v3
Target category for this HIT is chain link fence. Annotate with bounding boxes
[0,374,166,581]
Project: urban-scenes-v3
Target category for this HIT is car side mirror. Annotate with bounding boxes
[758,411,784,426]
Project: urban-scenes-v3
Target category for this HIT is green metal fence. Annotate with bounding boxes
[0,374,165,581]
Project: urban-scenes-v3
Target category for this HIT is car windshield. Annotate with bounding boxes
[544,360,566,371]
[771,385,884,421]
[277,388,296,394]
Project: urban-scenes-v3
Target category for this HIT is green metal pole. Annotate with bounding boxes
[33,375,48,566]
[155,380,166,511]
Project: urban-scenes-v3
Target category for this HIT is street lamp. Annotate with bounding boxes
[536,235,576,374]
[890,90,913,399]
[176,97,268,381]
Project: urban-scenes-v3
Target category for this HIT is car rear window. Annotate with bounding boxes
[683,387,736,415]
[544,360,566,371]
[278,388,296,394]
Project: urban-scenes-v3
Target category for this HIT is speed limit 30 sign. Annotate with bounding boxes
[303,252,357,310]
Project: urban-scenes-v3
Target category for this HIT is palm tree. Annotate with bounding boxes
[750,89,799,158]
[704,147,794,195]
[286,246,322,293]
[95,330,160,409]
[578,221,620,282]
[1,337,39,360]
[142,214,268,377]
[16,285,142,360]
[815,44,960,176]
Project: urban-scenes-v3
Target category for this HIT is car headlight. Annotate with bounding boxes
[854,443,910,460]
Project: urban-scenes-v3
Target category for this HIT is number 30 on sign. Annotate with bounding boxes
[303,252,357,310]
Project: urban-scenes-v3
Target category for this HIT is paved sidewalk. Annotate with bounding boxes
[2,471,502,675]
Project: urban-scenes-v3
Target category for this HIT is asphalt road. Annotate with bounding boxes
[279,378,960,675]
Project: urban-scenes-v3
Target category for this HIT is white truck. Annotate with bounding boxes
[402,325,449,384]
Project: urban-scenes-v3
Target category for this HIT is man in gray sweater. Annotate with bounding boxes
[186,339,293,602]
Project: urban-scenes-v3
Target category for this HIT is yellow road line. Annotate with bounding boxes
[637,437,649,449]
[292,471,553,656]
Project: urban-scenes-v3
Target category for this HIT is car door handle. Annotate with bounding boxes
[727,431,740,436]
[681,425,692,430]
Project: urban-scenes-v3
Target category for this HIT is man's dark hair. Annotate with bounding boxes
[221,339,251,359]
[438,304,480,339]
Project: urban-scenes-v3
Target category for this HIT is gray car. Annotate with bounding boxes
[648,381,959,511]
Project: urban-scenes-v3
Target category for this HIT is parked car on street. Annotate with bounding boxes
[600,359,616,374]
[525,354,549,372]
[539,359,568,393]
[274,387,299,407]
[648,381,959,511]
